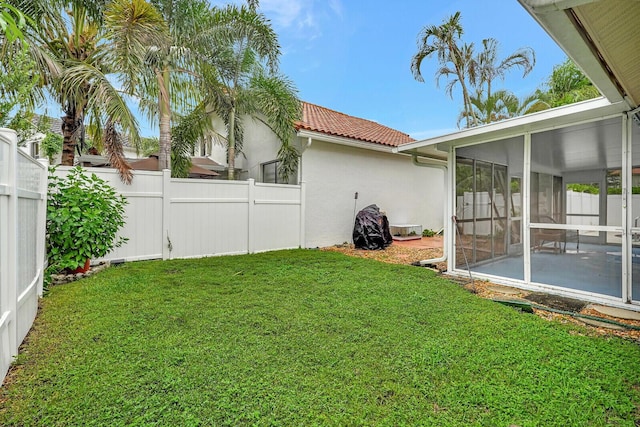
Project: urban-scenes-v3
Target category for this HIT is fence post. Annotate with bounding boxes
[247,179,255,254]
[3,129,18,374]
[299,181,306,249]
[162,169,171,260]
[36,159,49,296]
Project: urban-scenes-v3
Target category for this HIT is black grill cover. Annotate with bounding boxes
[352,204,392,250]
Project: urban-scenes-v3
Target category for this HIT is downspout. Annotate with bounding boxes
[411,154,448,266]
[296,137,312,184]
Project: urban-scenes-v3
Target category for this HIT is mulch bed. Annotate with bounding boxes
[322,242,446,270]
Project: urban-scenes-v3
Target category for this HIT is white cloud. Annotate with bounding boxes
[259,0,305,28]
[209,0,344,46]
[328,0,343,19]
[258,0,343,38]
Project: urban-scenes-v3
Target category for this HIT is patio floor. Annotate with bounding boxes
[392,236,443,249]
[468,244,640,301]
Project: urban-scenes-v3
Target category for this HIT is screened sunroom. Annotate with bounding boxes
[399,98,640,309]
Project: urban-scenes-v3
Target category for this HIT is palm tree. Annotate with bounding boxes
[14,0,167,182]
[0,1,26,42]
[0,2,40,130]
[141,0,210,172]
[411,12,477,127]
[195,3,300,181]
[537,58,600,107]
[469,38,535,124]
[458,89,548,127]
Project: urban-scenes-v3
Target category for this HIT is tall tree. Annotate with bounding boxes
[536,58,600,107]
[0,1,40,137]
[13,0,168,182]
[411,12,477,127]
[469,37,535,124]
[142,0,209,172]
[458,89,548,127]
[195,3,300,181]
[0,1,26,42]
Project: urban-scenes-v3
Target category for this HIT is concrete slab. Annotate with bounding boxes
[588,304,640,321]
[486,285,521,296]
[578,318,628,331]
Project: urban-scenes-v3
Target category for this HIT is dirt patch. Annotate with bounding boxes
[524,292,588,313]
[322,241,446,271]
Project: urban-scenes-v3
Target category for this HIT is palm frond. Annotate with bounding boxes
[103,119,133,183]
[104,0,168,95]
[247,70,301,180]
[202,3,280,73]
[60,61,141,150]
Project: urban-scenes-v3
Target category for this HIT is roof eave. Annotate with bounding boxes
[517,0,631,107]
[397,97,625,153]
[297,129,397,153]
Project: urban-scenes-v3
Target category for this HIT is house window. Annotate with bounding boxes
[261,160,297,184]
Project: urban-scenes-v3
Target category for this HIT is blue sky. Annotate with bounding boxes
[231,0,568,140]
[39,1,569,141]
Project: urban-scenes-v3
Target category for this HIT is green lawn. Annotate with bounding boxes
[2,250,639,426]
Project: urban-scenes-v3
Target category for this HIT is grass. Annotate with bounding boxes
[1,249,639,426]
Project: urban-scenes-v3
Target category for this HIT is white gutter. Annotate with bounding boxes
[297,130,396,154]
[299,136,313,154]
[410,154,448,266]
[520,0,601,13]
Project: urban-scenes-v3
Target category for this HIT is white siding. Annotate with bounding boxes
[53,167,304,262]
[0,129,47,385]
[252,183,303,252]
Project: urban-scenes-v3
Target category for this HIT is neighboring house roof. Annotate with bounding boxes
[191,156,223,168]
[32,114,136,149]
[296,102,415,147]
[32,115,63,135]
[129,155,220,178]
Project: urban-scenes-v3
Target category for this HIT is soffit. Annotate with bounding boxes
[572,1,640,107]
[519,0,640,108]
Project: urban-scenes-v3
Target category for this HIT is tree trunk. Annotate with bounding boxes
[60,110,79,166]
[450,44,477,128]
[227,105,236,180]
[157,68,171,171]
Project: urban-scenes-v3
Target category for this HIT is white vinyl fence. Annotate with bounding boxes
[566,190,600,226]
[0,129,47,384]
[54,167,305,262]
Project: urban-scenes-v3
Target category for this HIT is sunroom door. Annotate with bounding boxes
[455,158,508,266]
[508,176,523,254]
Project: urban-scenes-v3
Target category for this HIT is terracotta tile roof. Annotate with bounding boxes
[296,102,415,147]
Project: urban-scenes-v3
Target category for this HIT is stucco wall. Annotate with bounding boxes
[301,140,444,248]
[239,116,285,181]
[239,119,445,248]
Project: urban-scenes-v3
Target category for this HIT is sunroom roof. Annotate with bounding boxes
[396,97,627,156]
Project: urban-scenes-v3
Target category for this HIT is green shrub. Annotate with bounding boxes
[40,132,62,163]
[46,166,128,274]
[607,186,640,195]
[422,228,436,237]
